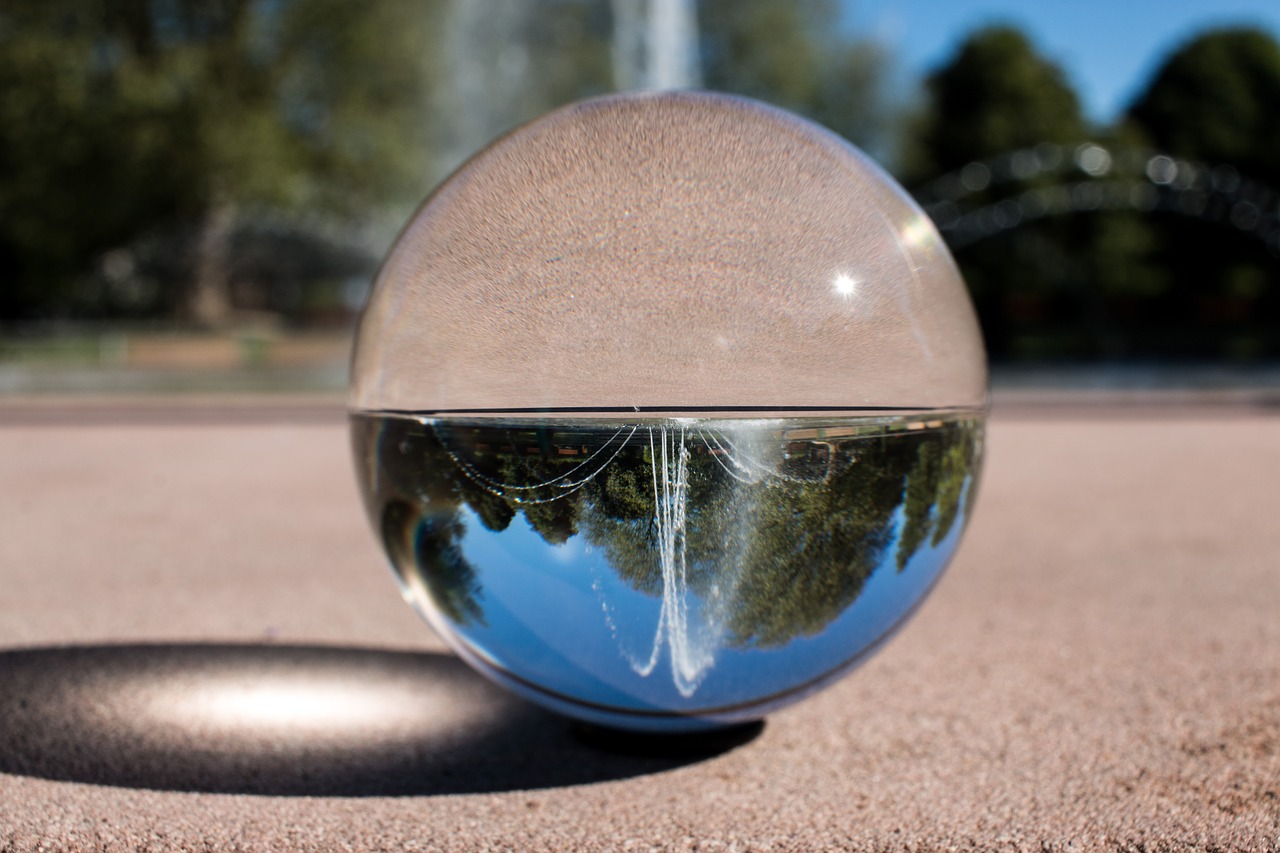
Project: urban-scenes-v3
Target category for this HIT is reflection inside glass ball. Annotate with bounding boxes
[354,414,982,730]
[349,91,987,731]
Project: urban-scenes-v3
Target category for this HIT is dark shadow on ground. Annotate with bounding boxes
[0,644,760,797]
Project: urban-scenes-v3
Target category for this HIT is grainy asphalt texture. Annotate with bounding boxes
[1,402,1277,851]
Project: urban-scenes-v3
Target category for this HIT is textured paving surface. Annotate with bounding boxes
[1,403,1278,851]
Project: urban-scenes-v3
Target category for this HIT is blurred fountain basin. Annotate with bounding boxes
[0,328,352,397]
[1,326,1277,407]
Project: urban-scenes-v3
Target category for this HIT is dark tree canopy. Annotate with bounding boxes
[1128,27,1280,187]
[8,4,1279,361]
[906,25,1094,358]
[0,0,440,321]
[1123,27,1280,357]
[355,416,981,650]
[698,0,894,157]
[911,25,1086,179]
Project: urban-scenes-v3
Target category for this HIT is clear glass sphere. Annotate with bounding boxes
[350,91,987,732]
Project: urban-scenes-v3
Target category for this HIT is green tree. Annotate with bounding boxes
[697,0,897,160]
[1126,28,1280,358]
[570,422,983,649]
[1129,28,1280,187]
[148,0,444,325]
[0,0,441,323]
[909,25,1084,177]
[578,437,749,600]
[907,25,1097,359]
[0,1,191,318]
[356,416,983,650]
[723,435,906,647]
[580,448,665,596]
[381,498,486,627]
[896,421,980,570]
[355,416,489,628]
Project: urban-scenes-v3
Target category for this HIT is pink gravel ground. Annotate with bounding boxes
[0,402,1277,851]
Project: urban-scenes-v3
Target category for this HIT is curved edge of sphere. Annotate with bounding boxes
[351,91,987,414]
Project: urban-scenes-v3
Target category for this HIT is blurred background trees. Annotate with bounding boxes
[910,23,1280,360]
[1124,29,1280,360]
[904,26,1093,359]
[1,0,1278,364]
[0,0,442,324]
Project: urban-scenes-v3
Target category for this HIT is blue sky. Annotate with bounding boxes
[842,0,1280,124]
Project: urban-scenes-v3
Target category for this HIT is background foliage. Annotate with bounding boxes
[2,0,1278,361]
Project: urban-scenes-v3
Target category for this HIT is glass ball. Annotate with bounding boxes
[350,91,987,733]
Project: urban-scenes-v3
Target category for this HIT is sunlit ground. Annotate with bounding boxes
[0,644,746,796]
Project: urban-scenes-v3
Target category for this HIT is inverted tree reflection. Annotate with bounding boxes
[357,415,981,649]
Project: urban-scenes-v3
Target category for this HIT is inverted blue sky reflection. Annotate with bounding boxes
[449,493,966,714]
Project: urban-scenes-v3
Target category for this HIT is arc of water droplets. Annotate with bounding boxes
[916,143,1280,255]
[700,426,830,485]
[699,428,768,484]
[436,424,637,506]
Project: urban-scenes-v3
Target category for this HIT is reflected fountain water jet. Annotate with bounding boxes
[638,425,716,697]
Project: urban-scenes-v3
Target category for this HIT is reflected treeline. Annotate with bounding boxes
[353,414,982,648]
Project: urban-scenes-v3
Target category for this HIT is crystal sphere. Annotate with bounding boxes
[350,91,987,732]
